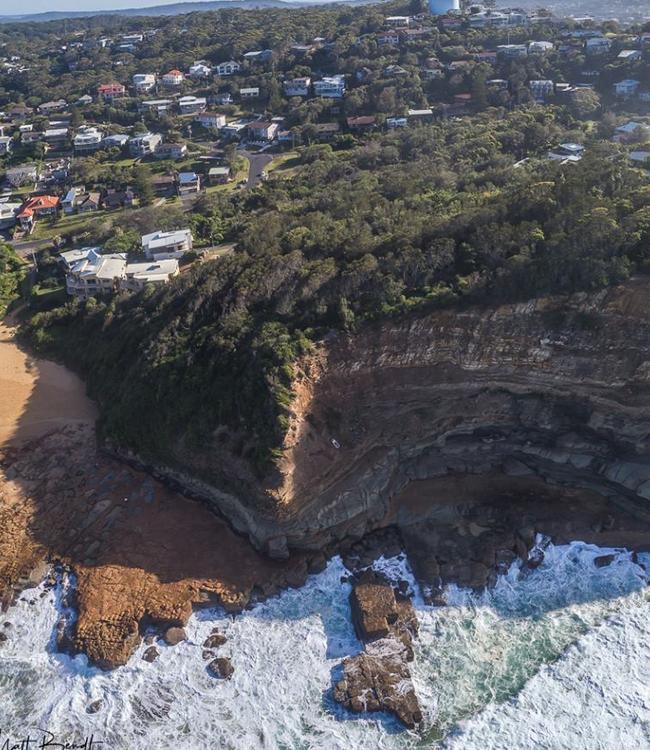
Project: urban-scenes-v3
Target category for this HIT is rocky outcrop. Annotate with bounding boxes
[120,279,650,557]
[334,571,422,728]
[207,656,234,679]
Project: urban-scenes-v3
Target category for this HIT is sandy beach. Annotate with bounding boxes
[0,321,97,446]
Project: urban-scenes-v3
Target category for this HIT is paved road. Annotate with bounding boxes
[243,151,274,188]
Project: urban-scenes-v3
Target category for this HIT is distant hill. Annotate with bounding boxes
[0,0,371,24]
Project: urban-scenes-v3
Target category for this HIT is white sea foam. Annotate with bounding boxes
[0,543,648,749]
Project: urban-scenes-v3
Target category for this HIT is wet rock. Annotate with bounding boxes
[142,646,159,662]
[144,634,157,645]
[594,554,616,568]
[525,547,545,570]
[202,649,214,660]
[163,627,186,646]
[333,638,422,729]
[0,631,7,644]
[86,700,103,714]
[350,570,418,648]
[207,656,234,679]
[307,553,328,575]
[203,633,227,649]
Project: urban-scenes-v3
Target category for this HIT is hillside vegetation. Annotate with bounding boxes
[27,113,650,470]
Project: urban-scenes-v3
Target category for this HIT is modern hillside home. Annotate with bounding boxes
[141,228,193,259]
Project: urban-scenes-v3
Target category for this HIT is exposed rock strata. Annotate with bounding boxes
[151,278,650,555]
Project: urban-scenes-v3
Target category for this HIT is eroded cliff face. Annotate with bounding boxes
[181,278,650,556]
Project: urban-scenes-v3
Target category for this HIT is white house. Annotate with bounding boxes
[139,99,174,114]
[497,44,528,59]
[618,49,643,62]
[314,75,346,98]
[162,69,185,87]
[0,135,12,154]
[65,249,127,298]
[122,259,179,291]
[142,229,193,260]
[73,126,104,153]
[129,132,162,156]
[283,77,311,97]
[248,120,278,142]
[189,62,212,79]
[585,37,611,55]
[178,95,207,114]
[240,87,260,99]
[528,40,554,55]
[133,73,156,93]
[195,111,226,130]
[215,60,240,76]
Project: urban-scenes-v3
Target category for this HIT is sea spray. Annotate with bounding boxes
[0,543,648,749]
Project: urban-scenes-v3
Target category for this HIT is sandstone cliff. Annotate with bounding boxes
[152,278,650,556]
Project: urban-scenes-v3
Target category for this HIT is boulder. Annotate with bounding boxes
[594,553,616,568]
[163,627,186,646]
[86,700,103,714]
[203,633,227,649]
[142,646,159,663]
[333,638,422,729]
[207,656,234,680]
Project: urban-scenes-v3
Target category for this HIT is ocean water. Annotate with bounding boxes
[0,541,649,750]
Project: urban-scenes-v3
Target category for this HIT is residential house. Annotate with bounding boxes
[313,122,340,140]
[0,201,20,229]
[548,143,585,163]
[585,37,611,55]
[239,87,260,99]
[243,49,273,63]
[208,166,231,185]
[102,188,135,210]
[215,60,240,76]
[398,28,430,42]
[139,99,174,115]
[0,136,12,155]
[346,115,377,132]
[615,79,641,98]
[528,41,554,55]
[629,151,650,167]
[384,15,410,27]
[177,172,201,195]
[38,99,67,115]
[178,95,207,114]
[151,174,177,197]
[76,94,93,106]
[6,164,38,188]
[283,77,311,97]
[529,79,554,102]
[102,133,129,149]
[42,128,69,148]
[76,191,101,213]
[248,120,278,142]
[195,111,226,130]
[383,64,408,77]
[407,108,434,123]
[377,31,400,45]
[8,104,33,119]
[133,74,156,93]
[386,116,407,128]
[497,44,528,59]
[155,142,188,160]
[613,121,650,143]
[618,49,643,62]
[221,119,250,138]
[17,194,60,230]
[213,92,233,105]
[189,62,212,79]
[314,75,346,98]
[73,126,103,153]
[162,69,185,87]
[64,249,127,298]
[97,83,126,102]
[122,259,180,291]
[62,187,81,214]
[142,228,193,259]
[129,132,162,157]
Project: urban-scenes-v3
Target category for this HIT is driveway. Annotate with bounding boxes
[242,151,274,188]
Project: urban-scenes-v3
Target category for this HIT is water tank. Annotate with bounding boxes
[429,0,460,14]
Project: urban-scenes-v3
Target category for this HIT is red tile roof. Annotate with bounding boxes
[18,195,60,218]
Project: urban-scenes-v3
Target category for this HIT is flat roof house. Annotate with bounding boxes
[178,95,207,114]
[133,73,156,93]
[129,132,162,156]
[195,111,226,130]
[314,75,346,98]
[74,126,104,152]
[122,258,179,291]
[142,228,193,259]
[215,60,240,76]
[65,249,127,298]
